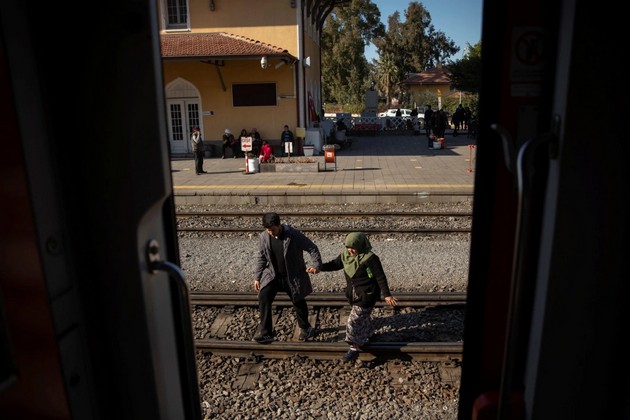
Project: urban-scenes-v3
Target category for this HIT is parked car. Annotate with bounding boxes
[378,108,424,130]
[378,108,413,118]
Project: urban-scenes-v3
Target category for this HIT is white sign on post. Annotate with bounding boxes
[241,136,253,151]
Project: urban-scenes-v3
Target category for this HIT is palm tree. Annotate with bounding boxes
[375,53,397,107]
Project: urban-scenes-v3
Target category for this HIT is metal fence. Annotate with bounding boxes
[321,115,424,135]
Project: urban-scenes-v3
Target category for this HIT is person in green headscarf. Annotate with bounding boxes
[310,232,398,363]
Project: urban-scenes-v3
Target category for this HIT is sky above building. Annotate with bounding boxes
[365,0,483,62]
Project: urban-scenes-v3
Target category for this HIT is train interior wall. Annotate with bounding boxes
[459,0,629,419]
[1,0,200,418]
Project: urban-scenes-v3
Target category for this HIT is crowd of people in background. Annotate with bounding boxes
[424,104,476,146]
[218,127,270,158]
[450,104,474,137]
[199,124,300,162]
[196,106,477,165]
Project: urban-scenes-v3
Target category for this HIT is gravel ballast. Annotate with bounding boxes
[177,202,471,419]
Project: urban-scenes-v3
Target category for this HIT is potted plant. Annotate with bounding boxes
[259,156,319,173]
[303,143,315,156]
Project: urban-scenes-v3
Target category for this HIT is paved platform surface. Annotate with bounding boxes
[171,132,477,205]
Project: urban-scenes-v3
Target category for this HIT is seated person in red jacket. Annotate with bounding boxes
[259,140,274,163]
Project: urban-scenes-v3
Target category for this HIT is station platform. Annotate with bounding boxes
[170,132,477,206]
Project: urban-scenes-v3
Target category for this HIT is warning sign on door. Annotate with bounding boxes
[510,27,545,82]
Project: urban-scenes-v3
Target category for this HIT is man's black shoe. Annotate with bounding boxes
[253,335,274,344]
[299,327,315,341]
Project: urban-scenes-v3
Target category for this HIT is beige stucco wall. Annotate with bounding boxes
[159,0,324,144]
[408,84,452,97]
[163,59,299,141]
[163,0,300,57]
[407,84,454,107]
[303,23,322,116]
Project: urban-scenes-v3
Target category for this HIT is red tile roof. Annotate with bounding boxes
[160,32,296,61]
[402,68,451,85]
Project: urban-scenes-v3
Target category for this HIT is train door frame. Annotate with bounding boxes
[459,0,630,419]
[458,0,560,417]
[0,1,202,418]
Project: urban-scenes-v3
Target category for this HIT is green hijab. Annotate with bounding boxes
[341,232,374,278]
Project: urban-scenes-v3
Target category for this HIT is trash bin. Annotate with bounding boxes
[246,156,259,173]
[303,145,315,156]
[323,144,336,171]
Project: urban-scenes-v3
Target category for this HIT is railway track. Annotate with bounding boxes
[177,211,473,234]
[190,291,466,306]
[177,211,473,217]
[194,339,462,362]
[180,226,470,233]
[191,292,465,362]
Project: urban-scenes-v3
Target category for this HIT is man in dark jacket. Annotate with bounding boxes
[191,127,207,174]
[253,212,322,343]
[424,105,434,140]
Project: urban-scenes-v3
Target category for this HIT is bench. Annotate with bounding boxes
[208,139,314,157]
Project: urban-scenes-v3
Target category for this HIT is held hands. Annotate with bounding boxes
[384,296,398,306]
[255,267,319,292]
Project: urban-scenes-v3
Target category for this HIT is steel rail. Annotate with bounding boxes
[178,226,471,234]
[194,339,463,362]
[177,211,472,218]
[190,291,467,307]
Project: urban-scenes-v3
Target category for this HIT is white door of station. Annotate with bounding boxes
[165,78,202,155]
[166,100,200,155]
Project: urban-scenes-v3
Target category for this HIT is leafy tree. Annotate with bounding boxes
[372,12,407,104]
[399,2,432,71]
[445,42,481,117]
[448,42,482,93]
[425,28,459,68]
[371,1,458,107]
[321,0,384,110]
[321,1,479,114]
